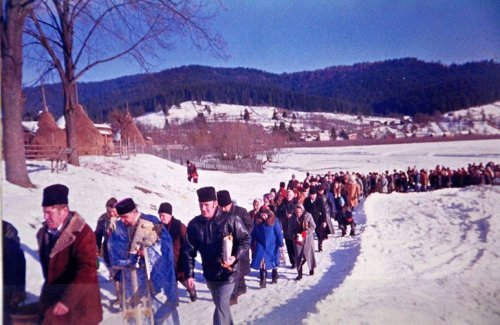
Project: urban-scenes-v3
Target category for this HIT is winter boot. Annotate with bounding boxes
[259,269,267,288]
[350,223,356,236]
[113,280,122,307]
[271,268,278,284]
[295,266,303,281]
[188,289,197,302]
[309,268,314,276]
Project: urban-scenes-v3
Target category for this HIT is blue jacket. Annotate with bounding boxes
[250,216,284,270]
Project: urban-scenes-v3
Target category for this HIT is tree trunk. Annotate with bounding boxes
[1,0,34,188]
[63,82,80,165]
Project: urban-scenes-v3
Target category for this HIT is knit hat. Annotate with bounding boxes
[309,186,318,195]
[217,190,232,207]
[42,184,69,207]
[158,202,172,215]
[197,187,217,202]
[115,198,136,215]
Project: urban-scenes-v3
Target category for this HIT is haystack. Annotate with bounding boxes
[119,111,146,146]
[72,104,104,154]
[31,111,67,148]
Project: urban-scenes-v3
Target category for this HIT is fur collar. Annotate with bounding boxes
[37,211,87,258]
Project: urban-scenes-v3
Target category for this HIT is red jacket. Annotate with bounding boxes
[37,212,102,325]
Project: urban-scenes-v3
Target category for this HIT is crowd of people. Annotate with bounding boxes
[2,161,499,325]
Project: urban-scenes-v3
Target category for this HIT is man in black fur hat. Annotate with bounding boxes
[183,186,250,325]
[37,184,103,324]
[217,190,253,305]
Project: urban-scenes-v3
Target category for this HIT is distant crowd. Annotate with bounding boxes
[3,161,498,325]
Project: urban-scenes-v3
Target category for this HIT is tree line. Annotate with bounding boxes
[23,58,500,122]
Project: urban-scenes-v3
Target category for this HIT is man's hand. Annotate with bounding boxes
[52,302,69,316]
[185,278,195,291]
[221,256,236,269]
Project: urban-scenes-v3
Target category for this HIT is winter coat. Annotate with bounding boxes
[163,216,187,282]
[228,204,252,276]
[37,212,103,325]
[108,213,178,310]
[319,193,335,234]
[183,208,250,283]
[288,211,317,271]
[3,221,26,312]
[94,212,116,266]
[304,196,329,238]
[276,199,296,240]
[250,212,284,270]
[345,181,360,208]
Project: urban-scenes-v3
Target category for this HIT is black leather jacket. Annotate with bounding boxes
[183,207,250,283]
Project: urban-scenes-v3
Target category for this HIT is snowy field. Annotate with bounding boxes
[2,139,500,324]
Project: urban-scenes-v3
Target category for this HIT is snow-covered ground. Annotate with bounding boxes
[134,101,500,139]
[2,139,500,324]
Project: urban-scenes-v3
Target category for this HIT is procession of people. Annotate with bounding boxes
[2,160,499,324]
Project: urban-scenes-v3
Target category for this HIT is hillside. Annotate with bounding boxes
[134,101,500,141]
[23,58,500,122]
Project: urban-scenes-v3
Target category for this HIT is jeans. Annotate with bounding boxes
[206,281,236,325]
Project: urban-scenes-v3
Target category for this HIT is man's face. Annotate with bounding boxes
[294,207,303,216]
[120,210,139,227]
[286,191,294,201]
[199,200,217,218]
[309,193,317,201]
[159,212,172,225]
[43,205,69,230]
[253,200,260,211]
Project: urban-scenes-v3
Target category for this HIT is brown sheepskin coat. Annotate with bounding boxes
[37,212,102,325]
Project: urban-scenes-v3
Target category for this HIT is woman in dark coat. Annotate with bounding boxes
[251,206,284,288]
[288,204,316,281]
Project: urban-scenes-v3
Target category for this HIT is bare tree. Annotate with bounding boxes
[25,0,226,165]
[1,0,35,187]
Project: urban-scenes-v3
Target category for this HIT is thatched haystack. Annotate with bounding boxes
[119,111,146,146]
[72,104,104,154]
[31,111,66,148]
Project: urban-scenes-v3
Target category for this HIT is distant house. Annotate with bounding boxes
[318,131,330,141]
[94,123,114,146]
[347,133,358,140]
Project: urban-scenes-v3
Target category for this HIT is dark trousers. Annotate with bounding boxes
[285,238,296,267]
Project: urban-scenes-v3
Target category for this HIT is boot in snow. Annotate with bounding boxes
[271,268,278,284]
[259,269,267,288]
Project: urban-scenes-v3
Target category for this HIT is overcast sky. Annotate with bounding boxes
[23,0,499,84]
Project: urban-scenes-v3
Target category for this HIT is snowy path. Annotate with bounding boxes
[97,201,368,324]
[307,186,500,324]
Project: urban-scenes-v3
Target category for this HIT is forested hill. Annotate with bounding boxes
[23,58,500,122]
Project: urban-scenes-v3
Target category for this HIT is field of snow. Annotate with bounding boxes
[2,139,500,324]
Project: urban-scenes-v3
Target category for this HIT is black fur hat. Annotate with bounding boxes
[217,190,232,207]
[115,198,136,215]
[42,184,69,207]
[197,186,217,202]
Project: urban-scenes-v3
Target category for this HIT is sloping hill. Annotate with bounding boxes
[23,59,500,122]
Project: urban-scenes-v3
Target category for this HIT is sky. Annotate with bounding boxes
[23,0,499,84]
